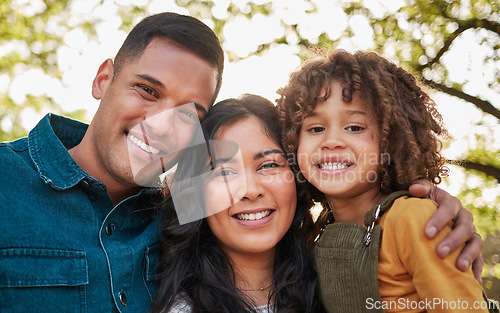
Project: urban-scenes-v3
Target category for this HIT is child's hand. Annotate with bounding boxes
[408,179,484,284]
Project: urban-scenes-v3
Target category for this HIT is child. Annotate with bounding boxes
[277,50,491,313]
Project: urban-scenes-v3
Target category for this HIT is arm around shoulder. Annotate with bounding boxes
[383,197,488,312]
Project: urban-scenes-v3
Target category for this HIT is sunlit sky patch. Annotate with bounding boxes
[2,0,499,202]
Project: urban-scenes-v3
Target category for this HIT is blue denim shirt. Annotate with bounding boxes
[0,114,160,313]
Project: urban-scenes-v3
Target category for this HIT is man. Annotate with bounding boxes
[0,12,223,313]
[0,12,482,313]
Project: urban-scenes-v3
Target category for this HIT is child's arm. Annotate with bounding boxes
[409,180,483,282]
[381,197,488,313]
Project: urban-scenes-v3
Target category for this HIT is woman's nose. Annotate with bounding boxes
[241,171,263,201]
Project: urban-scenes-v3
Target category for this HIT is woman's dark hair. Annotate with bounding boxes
[150,94,324,313]
[114,12,224,103]
[277,49,448,209]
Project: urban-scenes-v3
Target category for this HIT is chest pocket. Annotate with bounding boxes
[144,243,159,300]
[0,248,88,313]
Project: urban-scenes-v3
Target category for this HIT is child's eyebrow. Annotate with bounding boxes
[345,109,367,116]
[304,111,319,119]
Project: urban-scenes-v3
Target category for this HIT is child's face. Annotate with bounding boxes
[297,80,381,201]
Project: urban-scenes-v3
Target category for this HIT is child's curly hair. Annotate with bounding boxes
[277,49,448,205]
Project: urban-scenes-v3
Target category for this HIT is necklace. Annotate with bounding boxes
[236,282,272,292]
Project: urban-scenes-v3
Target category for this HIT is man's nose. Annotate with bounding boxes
[143,107,176,138]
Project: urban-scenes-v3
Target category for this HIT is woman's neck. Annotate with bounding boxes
[228,249,275,306]
[327,186,385,225]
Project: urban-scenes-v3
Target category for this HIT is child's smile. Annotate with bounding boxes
[316,158,353,171]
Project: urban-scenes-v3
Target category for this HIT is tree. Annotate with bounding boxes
[1,0,498,299]
[0,0,88,141]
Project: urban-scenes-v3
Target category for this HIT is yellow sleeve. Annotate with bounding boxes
[380,197,488,313]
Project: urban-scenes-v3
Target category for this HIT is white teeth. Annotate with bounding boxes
[319,162,350,170]
[235,210,272,221]
[128,133,160,155]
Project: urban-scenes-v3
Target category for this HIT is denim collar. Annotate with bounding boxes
[28,114,161,201]
[28,113,93,190]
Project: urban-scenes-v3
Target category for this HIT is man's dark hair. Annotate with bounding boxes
[114,12,224,103]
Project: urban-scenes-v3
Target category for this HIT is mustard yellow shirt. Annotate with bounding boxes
[377,196,487,312]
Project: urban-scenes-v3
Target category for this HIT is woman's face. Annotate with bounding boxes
[204,116,297,257]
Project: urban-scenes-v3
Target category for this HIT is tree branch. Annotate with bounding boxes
[419,24,470,71]
[464,18,500,36]
[447,159,500,182]
[419,18,499,71]
[424,79,500,120]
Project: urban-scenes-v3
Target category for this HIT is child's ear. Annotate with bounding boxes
[91,59,114,100]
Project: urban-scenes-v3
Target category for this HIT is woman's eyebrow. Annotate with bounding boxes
[211,157,236,168]
[254,149,285,160]
[194,103,208,117]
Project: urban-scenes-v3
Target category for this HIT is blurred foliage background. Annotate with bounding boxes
[0,0,498,300]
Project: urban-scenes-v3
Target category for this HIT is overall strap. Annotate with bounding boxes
[362,190,411,246]
[364,190,411,227]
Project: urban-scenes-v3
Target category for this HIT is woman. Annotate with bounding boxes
[150,94,325,312]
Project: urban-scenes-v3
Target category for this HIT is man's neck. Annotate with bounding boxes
[68,141,141,206]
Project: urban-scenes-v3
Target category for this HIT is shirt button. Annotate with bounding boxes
[119,290,127,306]
[105,223,115,236]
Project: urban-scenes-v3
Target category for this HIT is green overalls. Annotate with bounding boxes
[313,191,410,313]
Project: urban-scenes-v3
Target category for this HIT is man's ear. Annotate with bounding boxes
[92,59,114,100]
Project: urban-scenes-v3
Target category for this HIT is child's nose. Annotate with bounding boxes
[321,128,346,150]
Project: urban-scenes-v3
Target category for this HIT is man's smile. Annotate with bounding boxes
[127,133,161,155]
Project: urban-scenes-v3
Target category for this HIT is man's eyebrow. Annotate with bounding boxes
[136,74,208,116]
[136,74,165,88]
[254,149,285,160]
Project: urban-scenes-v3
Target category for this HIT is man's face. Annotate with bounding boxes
[90,37,218,189]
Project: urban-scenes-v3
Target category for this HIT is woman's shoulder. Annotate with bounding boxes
[166,295,275,313]
[254,304,275,313]
[167,293,193,313]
